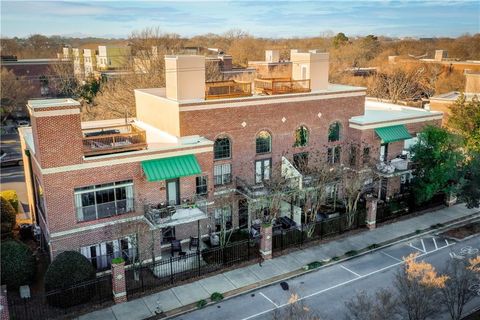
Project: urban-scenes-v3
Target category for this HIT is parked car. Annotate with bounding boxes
[0,150,23,166]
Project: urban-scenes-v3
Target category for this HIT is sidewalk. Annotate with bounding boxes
[79,203,480,320]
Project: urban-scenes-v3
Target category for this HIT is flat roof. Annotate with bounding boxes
[19,127,35,154]
[27,98,80,109]
[430,91,478,102]
[349,99,443,126]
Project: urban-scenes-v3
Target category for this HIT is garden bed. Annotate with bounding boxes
[440,221,480,240]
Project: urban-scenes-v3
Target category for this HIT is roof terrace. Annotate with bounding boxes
[205,80,252,100]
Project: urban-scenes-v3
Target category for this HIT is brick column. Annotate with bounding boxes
[111,261,127,304]
[0,285,9,320]
[365,195,378,230]
[445,192,457,207]
[260,225,273,260]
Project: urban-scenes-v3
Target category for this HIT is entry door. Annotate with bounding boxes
[166,179,180,205]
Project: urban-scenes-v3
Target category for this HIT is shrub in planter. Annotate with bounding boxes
[196,299,207,309]
[44,251,96,308]
[210,292,224,302]
[1,196,16,236]
[1,240,36,289]
[0,190,19,212]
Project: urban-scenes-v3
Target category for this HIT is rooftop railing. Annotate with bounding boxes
[82,124,147,156]
[254,78,311,95]
[205,80,252,100]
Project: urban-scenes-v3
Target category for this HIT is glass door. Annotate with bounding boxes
[166,178,180,206]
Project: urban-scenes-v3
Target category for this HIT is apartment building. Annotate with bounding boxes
[83,49,96,78]
[19,49,442,272]
[96,45,131,70]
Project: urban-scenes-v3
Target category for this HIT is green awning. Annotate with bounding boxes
[375,125,412,143]
[142,155,202,182]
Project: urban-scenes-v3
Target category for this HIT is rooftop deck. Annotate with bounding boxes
[254,78,311,95]
[205,80,252,100]
[82,123,147,156]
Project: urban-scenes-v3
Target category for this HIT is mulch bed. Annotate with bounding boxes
[441,221,480,240]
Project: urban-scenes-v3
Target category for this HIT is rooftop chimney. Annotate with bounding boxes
[165,55,205,101]
[290,49,329,91]
[265,50,280,63]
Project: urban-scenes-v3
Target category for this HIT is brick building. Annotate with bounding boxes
[20,49,442,272]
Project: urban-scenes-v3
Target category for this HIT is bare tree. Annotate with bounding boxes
[48,61,78,97]
[272,293,322,320]
[345,289,398,320]
[0,68,34,123]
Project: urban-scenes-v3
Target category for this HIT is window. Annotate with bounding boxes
[362,147,370,164]
[214,137,231,160]
[256,131,271,154]
[80,235,137,271]
[214,206,232,232]
[325,183,337,201]
[196,176,208,195]
[255,159,271,183]
[349,146,357,167]
[327,146,341,164]
[214,164,232,186]
[328,122,341,142]
[74,180,134,222]
[293,152,309,171]
[294,126,309,147]
[161,226,176,244]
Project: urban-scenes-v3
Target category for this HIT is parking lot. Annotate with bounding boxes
[175,233,480,320]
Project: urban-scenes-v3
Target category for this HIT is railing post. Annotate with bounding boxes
[260,224,273,260]
[170,257,174,284]
[365,194,378,230]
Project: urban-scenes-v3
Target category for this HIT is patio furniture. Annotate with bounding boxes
[178,251,187,259]
[171,240,182,257]
[189,236,199,251]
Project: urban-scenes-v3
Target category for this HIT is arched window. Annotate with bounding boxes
[328,122,341,142]
[214,137,231,160]
[294,126,309,147]
[256,131,271,154]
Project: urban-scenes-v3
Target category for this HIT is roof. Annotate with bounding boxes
[141,154,202,181]
[27,98,80,109]
[349,99,443,128]
[429,91,478,102]
[18,127,35,154]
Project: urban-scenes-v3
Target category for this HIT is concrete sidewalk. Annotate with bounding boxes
[79,203,480,320]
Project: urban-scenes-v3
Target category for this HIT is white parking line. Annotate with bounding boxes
[409,242,426,253]
[381,251,402,262]
[241,241,454,320]
[340,265,361,277]
[421,239,426,252]
[445,239,450,246]
[432,237,438,250]
[259,292,279,308]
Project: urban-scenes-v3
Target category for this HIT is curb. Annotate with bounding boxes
[161,210,480,319]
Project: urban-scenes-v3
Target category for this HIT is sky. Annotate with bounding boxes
[1,0,479,39]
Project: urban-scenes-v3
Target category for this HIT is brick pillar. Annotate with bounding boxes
[260,225,273,260]
[445,192,457,207]
[0,285,9,320]
[365,195,378,230]
[111,261,127,304]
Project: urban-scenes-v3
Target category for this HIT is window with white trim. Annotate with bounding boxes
[327,146,341,164]
[74,180,134,222]
[214,206,232,232]
[80,235,137,271]
[214,164,231,186]
[255,159,271,184]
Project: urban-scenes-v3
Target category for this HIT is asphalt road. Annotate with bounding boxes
[174,233,480,320]
[1,133,29,214]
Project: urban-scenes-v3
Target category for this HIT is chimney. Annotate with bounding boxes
[28,99,83,168]
[165,55,205,101]
[464,70,480,93]
[290,49,329,91]
[434,50,447,61]
[265,50,280,63]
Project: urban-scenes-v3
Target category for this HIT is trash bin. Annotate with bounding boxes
[19,224,33,240]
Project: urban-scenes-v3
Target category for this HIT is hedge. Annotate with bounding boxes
[44,251,96,307]
[1,197,16,237]
[0,190,19,212]
[1,240,36,288]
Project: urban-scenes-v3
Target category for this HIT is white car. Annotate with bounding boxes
[0,150,23,166]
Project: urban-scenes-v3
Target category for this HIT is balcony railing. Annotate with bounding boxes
[254,78,311,95]
[144,198,208,227]
[205,80,252,100]
[82,124,147,156]
[376,158,412,176]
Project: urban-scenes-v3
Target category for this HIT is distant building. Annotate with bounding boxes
[96,46,131,70]
[248,49,292,79]
[83,48,96,78]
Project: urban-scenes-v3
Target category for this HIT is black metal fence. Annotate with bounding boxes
[126,239,260,298]
[272,211,367,254]
[7,275,112,320]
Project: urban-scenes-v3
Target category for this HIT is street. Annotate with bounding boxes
[174,232,480,320]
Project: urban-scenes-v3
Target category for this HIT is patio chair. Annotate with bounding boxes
[189,236,199,251]
[171,240,182,257]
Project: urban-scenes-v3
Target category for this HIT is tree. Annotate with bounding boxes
[272,293,322,320]
[395,253,447,320]
[47,62,78,97]
[333,32,349,48]
[448,94,480,154]
[1,241,36,288]
[0,68,34,123]
[410,126,463,205]
[459,153,480,208]
[440,257,478,320]
[345,289,398,320]
[1,196,16,237]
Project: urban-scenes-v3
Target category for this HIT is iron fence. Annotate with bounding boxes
[7,274,112,320]
[126,239,260,298]
[272,211,366,254]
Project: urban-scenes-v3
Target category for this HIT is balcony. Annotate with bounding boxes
[82,124,147,157]
[144,198,208,228]
[254,78,311,95]
[375,158,412,177]
[205,80,252,100]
